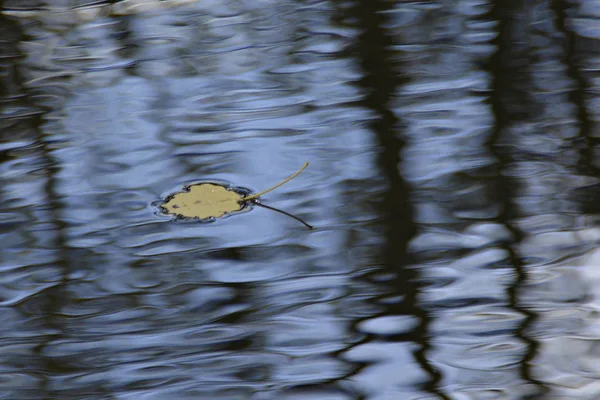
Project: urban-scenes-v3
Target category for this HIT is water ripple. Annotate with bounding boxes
[2,1,600,399]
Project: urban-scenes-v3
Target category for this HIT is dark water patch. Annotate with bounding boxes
[551,0,596,177]
[386,1,541,398]
[489,1,600,399]
[350,0,444,398]
[487,0,547,397]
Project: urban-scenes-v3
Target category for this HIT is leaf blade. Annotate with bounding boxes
[163,183,243,219]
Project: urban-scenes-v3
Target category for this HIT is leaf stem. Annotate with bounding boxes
[252,201,313,229]
[241,162,309,201]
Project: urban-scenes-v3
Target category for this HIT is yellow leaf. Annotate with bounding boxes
[162,183,244,219]
[159,162,311,227]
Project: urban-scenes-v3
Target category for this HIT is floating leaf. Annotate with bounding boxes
[160,162,312,228]
[162,183,245,219]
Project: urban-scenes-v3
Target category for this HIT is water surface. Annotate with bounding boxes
[1,1,600,399]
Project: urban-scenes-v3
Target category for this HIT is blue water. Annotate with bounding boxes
[1,1,600,399]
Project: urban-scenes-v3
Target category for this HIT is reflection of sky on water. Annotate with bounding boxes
[1,1,600,399]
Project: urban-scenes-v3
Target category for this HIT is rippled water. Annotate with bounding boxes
[2,1,600,399]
